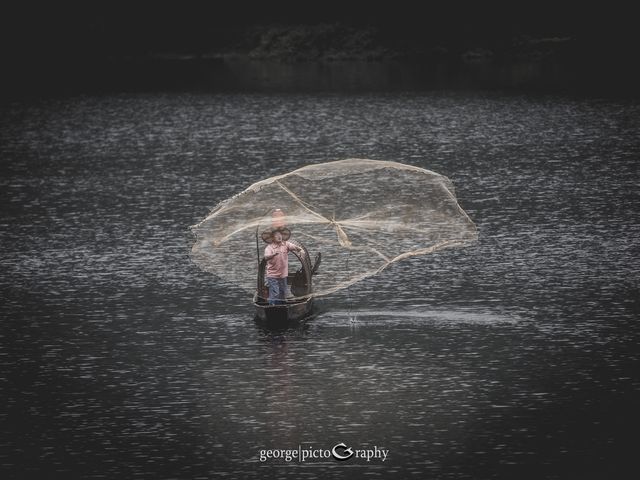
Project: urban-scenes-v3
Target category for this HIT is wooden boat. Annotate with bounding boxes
[253,294,314,328]
[253,238,321,329]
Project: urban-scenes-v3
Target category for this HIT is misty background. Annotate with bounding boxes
[1,2,638,97]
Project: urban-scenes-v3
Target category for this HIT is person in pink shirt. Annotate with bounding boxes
[264,230,303,305]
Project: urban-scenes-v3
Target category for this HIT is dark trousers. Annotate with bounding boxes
[267,277,287,305]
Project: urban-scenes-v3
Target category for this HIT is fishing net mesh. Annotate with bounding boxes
[191,159,477,298]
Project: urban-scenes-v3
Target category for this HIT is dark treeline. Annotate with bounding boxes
[3,2,635,56]
[1,2,638,96]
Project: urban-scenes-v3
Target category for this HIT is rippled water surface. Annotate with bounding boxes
[1,92,639,479]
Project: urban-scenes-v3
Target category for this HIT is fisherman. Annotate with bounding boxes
[264,230,303,305]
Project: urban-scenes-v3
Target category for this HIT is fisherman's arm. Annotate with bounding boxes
[287,242,304,256]
[264,246,276,261]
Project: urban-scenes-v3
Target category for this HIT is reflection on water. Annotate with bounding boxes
[316,308,523,326]
[1,92,639,479]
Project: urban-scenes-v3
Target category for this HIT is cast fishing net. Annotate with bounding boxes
[190,158,477,298]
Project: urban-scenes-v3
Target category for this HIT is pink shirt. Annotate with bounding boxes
[264,241,297,278]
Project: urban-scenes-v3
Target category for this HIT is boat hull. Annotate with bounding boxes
[254,296,314,329]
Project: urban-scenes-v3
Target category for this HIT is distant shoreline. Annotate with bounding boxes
[3,54,637,99]
[2,24,638,99]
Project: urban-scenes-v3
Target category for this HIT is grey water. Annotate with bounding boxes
[1,92,639,479]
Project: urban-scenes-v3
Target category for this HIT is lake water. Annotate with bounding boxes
[1,91,639,479]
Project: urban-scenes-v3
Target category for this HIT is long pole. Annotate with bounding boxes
[255,224,260,268]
